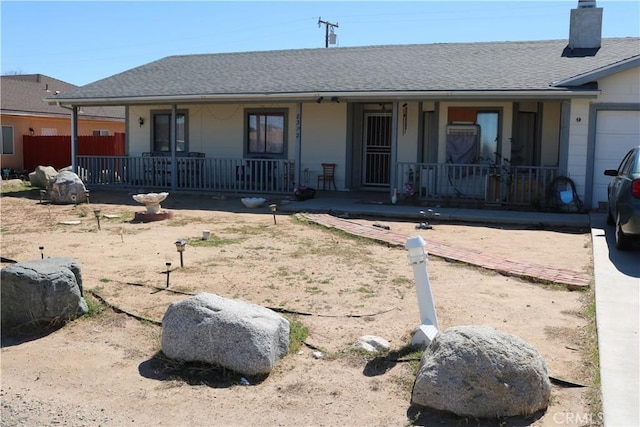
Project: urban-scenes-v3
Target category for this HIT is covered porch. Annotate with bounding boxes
[78,154,559,210]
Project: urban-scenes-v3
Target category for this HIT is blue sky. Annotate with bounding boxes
[2,1,639,86]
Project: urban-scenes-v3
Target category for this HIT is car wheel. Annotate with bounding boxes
[615,214,633,251]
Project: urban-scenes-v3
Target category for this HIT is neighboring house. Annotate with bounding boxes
[0,74,125,171]
[48,1,639,211]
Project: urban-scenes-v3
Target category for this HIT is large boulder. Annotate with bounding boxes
[59,165,88,182]
[29,165,58,189]
[1,258,88,331]
[162,293,290,376]
[411,325,551,418]
[48,171,87,204]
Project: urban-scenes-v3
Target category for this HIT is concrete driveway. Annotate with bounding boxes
[590,213,639,427]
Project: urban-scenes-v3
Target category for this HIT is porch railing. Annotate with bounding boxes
[395,162,559,208]
[76,155,296,193]
[76,155,559,209]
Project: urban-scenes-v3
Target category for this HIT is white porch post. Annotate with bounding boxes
[405,235,439,347]
[170,104,177,190]
[295,102,302,187]
[390,102,398,197]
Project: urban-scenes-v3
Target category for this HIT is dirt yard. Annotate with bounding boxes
[0,187,597,426]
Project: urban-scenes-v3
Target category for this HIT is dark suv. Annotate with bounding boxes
[604,146,640,250]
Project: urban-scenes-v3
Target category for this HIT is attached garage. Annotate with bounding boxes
[590,109,640,209]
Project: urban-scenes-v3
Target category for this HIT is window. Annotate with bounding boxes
[477,111,500,162]
[92,130,109,136]
[1,126,14,155]
[246,110,286,156]
[152,111,187,153]
[446,108,501,164]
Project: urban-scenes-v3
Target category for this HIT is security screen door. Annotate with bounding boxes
[363,112,392,187]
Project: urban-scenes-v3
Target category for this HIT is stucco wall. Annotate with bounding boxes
[566,98,591,198]
[396,102,419,163]
[129,102,349,189]
[597,67,640,103]
[299,102,347,188]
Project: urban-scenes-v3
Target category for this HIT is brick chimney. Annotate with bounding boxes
[569,0,603,49]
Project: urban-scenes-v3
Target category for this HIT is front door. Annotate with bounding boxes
[363,112,392,187]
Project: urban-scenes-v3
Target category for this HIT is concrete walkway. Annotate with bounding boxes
[590,214,640,427]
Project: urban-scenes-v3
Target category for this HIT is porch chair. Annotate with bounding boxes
[317,163,337,191]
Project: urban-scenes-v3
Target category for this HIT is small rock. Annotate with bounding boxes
[352,335,391,353]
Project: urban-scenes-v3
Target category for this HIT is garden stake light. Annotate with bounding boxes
[165,262,172,288]
[93,208,102,230]
[175,239,187,267]
[85,190,90,204]
[39,246,44,259]
[405,235,439,347]
[416,209,439,230]
[39,189,46,204]
[269,204,277,225]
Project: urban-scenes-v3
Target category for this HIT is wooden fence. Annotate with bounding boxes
[23,133,125,172]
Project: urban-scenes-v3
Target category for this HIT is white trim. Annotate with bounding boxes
[552,56,640,87]
[48,90,601,107]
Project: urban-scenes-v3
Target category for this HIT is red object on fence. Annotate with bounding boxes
[23,133,125,172]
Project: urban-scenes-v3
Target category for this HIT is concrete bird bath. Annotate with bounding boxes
[133,192,173,222]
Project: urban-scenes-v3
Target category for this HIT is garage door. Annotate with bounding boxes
[592,110,640,209]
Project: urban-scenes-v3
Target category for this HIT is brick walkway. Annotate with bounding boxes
[300,213,591,289]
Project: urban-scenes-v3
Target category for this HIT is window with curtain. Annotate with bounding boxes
[446,108,501,164]
[152,111,187,153]
[246,110,286,155]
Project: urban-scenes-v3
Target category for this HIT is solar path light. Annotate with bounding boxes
[93,208,102,230]
[165,262,172,288]
[269,204,277,225]
[175,239,187,267]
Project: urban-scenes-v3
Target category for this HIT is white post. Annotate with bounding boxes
[405,235,439,347]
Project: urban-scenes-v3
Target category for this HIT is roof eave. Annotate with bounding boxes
[47,89,600,106]
[552,56,640,87]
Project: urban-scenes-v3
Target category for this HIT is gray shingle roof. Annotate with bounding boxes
[1,74,124,119]
[52,38,640,102]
